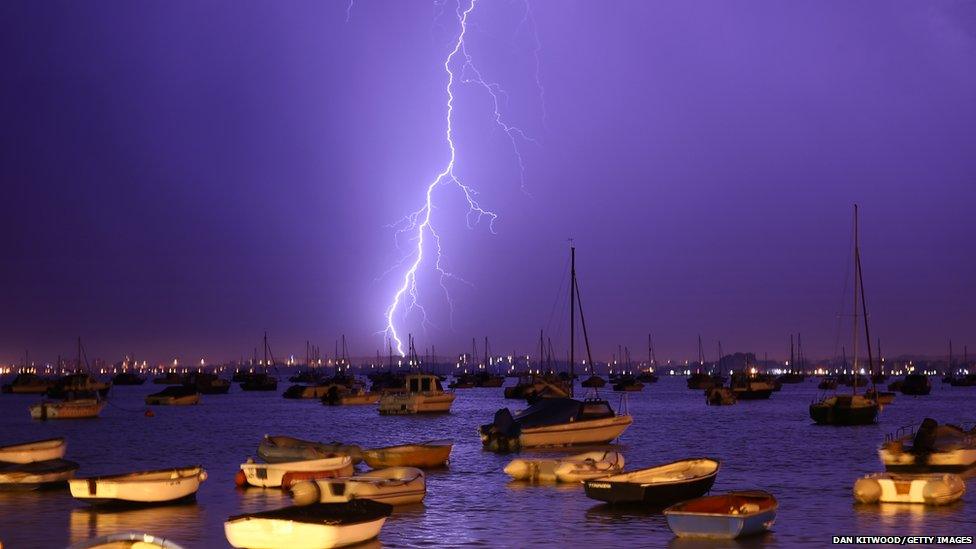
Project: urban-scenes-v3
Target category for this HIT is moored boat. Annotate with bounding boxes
[47,373,111,399]
[818,376,838,390]
[378,373,455,415]
[68,533,185,549]
[291,467,426,506]
[581,375,606,388]
[0,437,66,463]
[335,389,380,405]
[183,372,230,394]
[504,450,624,482]
[809,394,878,426]
[864,388,895,405]
[0,458,80,489]
[729,372,774,400]
[240,456,354,489]
[258,435,363,465]
[153,372,183,385]
[112,372,146,386]
[878,418,976,473]
[69,466,207,505]
[705,386,736,406]
[284,383,344,400]
[29,398,105,420]
[2,373,55,394]
[664,490,778,539]
[900,373,931,396]
[854,473,965,505]
[582,457,720,506]
[145,386,200,406]
[362,440,452,469]
[480,397,632,453]
[224,500,392,549]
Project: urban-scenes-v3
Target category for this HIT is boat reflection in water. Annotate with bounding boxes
[68,502,203,546]
[852,500,966,535]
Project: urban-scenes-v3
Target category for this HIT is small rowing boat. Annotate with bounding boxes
[664,490,778,539]
[224,500,392,549]
[68,533,186,549]
[0,437,66,463]
[504,450,625,483]
[258,435,363,465]
[0,458,79,489]
[362,440,452,469]
[854,473,965,505]
[69,466,207,505]
[29,398,105,420]
[240,456,354,489]
[583,458,720,507]
[291,467,426,506]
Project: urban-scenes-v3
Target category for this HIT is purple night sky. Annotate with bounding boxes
[1,1,974,365]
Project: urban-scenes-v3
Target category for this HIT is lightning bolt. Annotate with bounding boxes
[383,0,536,355]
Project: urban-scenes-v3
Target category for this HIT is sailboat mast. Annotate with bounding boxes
[484,336,489,374]
[790,334,795,372]
[569,244,575,394]
[852,205,860,395]
[855,210,875,390]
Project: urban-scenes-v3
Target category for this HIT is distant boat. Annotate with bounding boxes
[361,440,452,469]
[284,382,344,400]
[864,388,895,405]
[224,500,392,549]
[582,457,720,507]
[112,371,146,386]
[729,372,774,400]
[504,450,624,483]
[183,372,230,394]
[258,435,363,465]
[290,467,426,506]
[705,386,736,406]
[878,418,976,474]
[153,372,183,385]
[326,386,380,406]
[47,373,111,399]
[241,333,280,391]
[949,374,976,387]
[581,375,606,388]
[145,386,200,406]
[612,375,643,392]
[1,372,54,394]
[29,398,105,420]
[664,490,777,539]
[239,456,354,489]
[0,459,79,489]
[0,437,66,463]
[810,205,879,426]
[900,373,931,396]
[817,376,838,390]
[854,473,965,505]
[687,372,723,390]
[69,466,207,506]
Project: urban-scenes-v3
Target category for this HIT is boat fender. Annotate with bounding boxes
[289,480,321,506]
[145,409,155,417]
[922,479,952,505]
[199,470,208,482]
[234,470,247,487]
[853,478,881,504]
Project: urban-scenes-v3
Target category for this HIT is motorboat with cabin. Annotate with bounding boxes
[729,371,774,400]
[480,397,632,453]
[378,373,455,415]
[878,418,976,474]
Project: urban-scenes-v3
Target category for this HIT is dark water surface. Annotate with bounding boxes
[1,376,974,548]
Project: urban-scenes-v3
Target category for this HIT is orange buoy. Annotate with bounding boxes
[144,409,155,417]
[234,470,247,487]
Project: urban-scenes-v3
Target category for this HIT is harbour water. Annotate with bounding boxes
[0,377,973,547]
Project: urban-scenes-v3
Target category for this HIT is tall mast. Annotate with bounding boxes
[264,332,268,370]
[949,339,953,375]
[538,330,543,374]
[697,335,704,372]
[852,205,859,395]
[855,205,875,391]
[790,334,795,372]
[484,336,489,374]
[569,243,575,393]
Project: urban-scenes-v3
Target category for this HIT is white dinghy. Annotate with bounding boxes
[69,466,207,505]
[225,500,392,549]
[0,437,66,463]
[854,473,965,505]
[240,456,354,489]
[290,467,426,506]
[504,450,625,483]
[0,459,79,489]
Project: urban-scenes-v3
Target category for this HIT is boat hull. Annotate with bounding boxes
[145,394,200,406]
[584,473,717,506]
[879,448,976,474]
[29,400,105,420]
[0,438,66,464]
[854,473,965,505]
[809,401,878,426]
[518,415,633,449]
[665,508,776,539]
[378,393,455,415]
[69,467,207,505]
[362,443,452,469]
[301,468,426,506]
[0,459,79,489]
[258,437,363,465]
[225,516,386,549]
[241,457,354,488]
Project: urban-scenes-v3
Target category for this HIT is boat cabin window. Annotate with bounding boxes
[582,400,613,417]
[421,377,432,392]
[434,379,444,391]
[410,378,421,392]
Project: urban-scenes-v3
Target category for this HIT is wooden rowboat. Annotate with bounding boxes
[583,457,720,507]
[225,500,392,549]
[0,437,66,464]
[0,458,79,489]
[240,456,354,488]
[362,440,452,469]
[69,466,207,505]
[29,399,105,420]
[258,435,363,465]
[504,450,625,483]
[291,467,426,506]
[664,490,778,539]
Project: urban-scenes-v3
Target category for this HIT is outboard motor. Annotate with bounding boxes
[479,408,521,453]
[911,418,939,456]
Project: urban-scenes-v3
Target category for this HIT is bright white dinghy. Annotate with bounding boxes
[291,467,426,506]
[69,466,207,506]
[854,473,965,505]
[239,456,354,489]
[0,459,79,489]
[504,450,625,482]
[0,437,66,463]
[225,500,392,549]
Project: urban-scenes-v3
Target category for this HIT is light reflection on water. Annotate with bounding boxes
[0,377,973,547]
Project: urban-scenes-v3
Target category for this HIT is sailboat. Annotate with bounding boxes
[810,205,880,425]
[240,333,279,391]
[480,244,633,453]
[378,335,455,415]
[636,334,660,383]
[29,338,106,420]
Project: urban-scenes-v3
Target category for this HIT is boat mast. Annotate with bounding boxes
[538,329,543,375]
[949,339,953,375]
[855,204,875,391]
[852,205,859,396]
[574,267,595,391]
[648,333,657,371]
[790,334,795,372]
[569,243,575,396]
[484,336,489,374]
[697,335,704,373]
